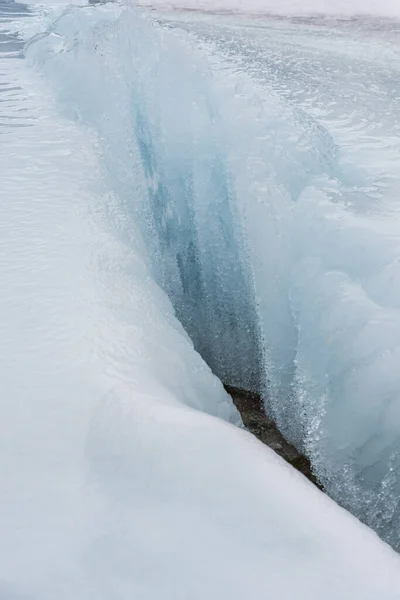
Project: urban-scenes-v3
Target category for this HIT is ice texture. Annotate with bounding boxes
[25,2,400,551]
[2,1,400,596]
[197,14,400,547]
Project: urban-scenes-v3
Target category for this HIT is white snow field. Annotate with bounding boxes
[2,0,400,597]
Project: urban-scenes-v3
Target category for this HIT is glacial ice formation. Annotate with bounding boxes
[2,1,400,596]
[25,3,400,550]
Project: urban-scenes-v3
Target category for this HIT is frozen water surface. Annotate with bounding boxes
[3,0,400,597]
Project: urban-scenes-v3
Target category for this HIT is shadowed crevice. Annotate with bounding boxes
[224,384,323,490]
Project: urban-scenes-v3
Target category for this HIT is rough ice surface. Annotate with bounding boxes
[3,0,400,596]
[183,11,400,548]
[25,0,400,551]
[193,12,400,548]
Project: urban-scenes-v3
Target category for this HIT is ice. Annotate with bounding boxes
[201,16,400,546]
[134,0,400,18]
[0,3,239,593]
[26,4,263,391]
[24,1,400,552]
[2,0,400,596]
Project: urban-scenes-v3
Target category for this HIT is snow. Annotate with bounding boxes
[0,6,239,594]
[134,0,400,18]
[3,0,400,597]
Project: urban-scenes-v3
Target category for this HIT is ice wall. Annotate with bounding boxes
[27,5,261,391]
[197,15,400,548]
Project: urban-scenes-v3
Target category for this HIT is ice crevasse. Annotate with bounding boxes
[26,2,400,546]
[2,1,400,596]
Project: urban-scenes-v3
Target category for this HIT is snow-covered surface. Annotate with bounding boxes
[135,0,400,18]
[3,0,400,597]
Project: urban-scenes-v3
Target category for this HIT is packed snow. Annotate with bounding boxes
[2,0,400,597]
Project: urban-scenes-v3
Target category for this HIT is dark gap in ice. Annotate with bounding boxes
[224,384,323,490]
